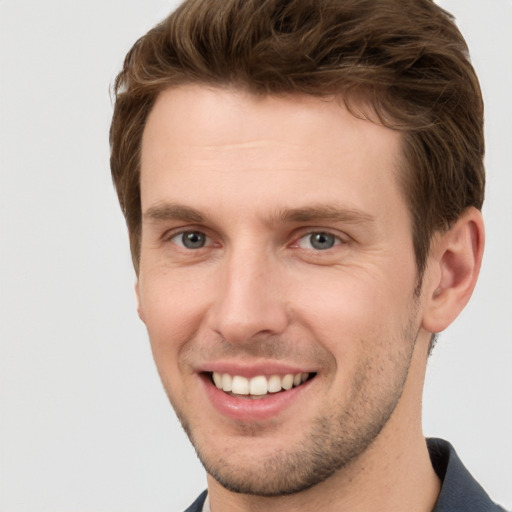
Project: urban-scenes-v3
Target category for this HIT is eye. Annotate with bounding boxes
[297,232,341,250]
[170,230,209,249]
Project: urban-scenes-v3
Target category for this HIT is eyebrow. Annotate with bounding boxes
[143,203,206,223]
[273,205,375,225]
[143,202,375,226]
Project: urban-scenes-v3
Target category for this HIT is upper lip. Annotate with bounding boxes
[196,361,316,378]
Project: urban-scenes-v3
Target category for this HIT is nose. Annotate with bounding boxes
[208,247,289,344]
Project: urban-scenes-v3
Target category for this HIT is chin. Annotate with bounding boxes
[187,410,387,497]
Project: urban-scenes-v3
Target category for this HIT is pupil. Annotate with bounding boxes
[311,232,335,250]
[183,231,205,249]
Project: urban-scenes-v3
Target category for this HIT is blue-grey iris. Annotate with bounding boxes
[182,231,206,249]
[310,232,336,250]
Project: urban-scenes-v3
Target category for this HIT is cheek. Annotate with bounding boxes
[138,270,211,369]
[290,266,415,354]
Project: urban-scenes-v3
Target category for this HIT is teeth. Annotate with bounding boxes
[212,372,223,388]
[232,375,250,395]
[249,376,268,395]
[282,374,294,390]
[267,374,282,393]
[222,373,233,392]
[211,372,311,396]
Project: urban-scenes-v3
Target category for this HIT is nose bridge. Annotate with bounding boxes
[211,240,288,344]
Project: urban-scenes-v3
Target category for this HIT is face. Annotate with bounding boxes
[137,85,427,496]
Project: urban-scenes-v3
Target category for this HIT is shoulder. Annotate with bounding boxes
[428,438,507,512]
[182,490,207,512]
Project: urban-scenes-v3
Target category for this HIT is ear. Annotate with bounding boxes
[135,279,146,323]
[421,207,485,334]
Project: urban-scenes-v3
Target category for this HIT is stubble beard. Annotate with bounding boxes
[192,396,407,497]
[169,320,420,497]
[172,340,416,497]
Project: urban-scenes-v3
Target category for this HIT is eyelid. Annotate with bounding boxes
[291,229,349,248]
[160,225,349,250]
[161,223,203,240]
[174,232,209,249]
[162,227,216,248]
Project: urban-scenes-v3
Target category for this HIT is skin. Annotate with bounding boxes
[136,85,484,512]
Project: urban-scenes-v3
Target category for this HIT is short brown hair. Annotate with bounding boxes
[110,0,484,277]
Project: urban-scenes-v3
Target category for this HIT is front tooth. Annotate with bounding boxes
[293,373,302,387]
[282,374,294,390]
[268,375,282,393]
[212,372,223,389]
[231,375,250,395]
[222,373,233,392]
[249,376,268,395]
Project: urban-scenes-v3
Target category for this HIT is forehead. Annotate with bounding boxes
[142,85,400,157]
[140,85,405,222]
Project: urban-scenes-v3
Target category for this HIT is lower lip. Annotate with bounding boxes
[201,375,313,422]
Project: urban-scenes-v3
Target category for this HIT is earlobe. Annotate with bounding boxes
[421,207,485,334]
[135,280,146,323]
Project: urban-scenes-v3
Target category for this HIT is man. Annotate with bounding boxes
[109,0,505,510]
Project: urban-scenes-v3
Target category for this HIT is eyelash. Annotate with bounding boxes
[164,228,347,252]
[294,231,345,251]
[165,230,214,249]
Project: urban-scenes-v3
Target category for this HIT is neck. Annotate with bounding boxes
[207,435,440,512]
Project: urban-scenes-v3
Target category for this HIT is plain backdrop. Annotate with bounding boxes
[1,1,511,511]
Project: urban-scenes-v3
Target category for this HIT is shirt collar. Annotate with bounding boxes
[428,438,504,512]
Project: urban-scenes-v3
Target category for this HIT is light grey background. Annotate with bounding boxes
[0,1,510,511]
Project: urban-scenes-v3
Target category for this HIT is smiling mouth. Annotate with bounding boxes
[208,372,316,398]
